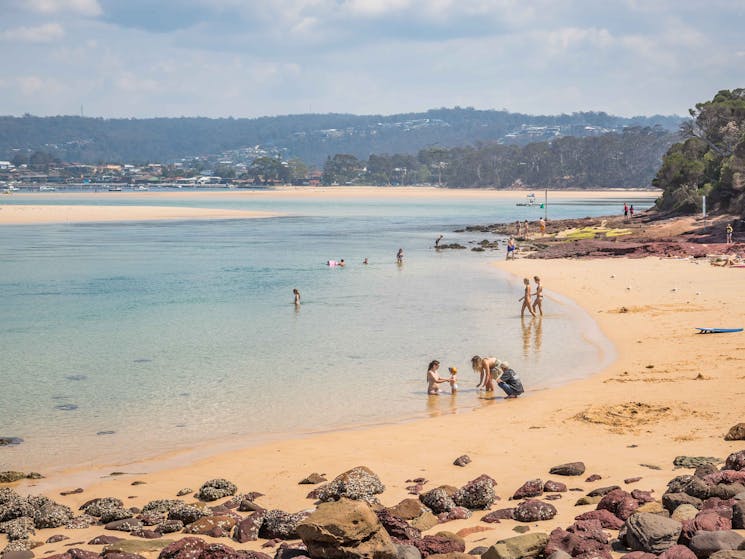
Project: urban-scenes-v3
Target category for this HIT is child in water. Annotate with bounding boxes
[448,367,458,394]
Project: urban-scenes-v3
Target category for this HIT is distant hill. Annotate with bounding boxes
[0,108,683,166]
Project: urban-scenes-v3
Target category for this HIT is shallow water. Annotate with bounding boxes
[0,191,650,471]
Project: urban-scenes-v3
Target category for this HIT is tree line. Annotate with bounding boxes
[322,127,677,188]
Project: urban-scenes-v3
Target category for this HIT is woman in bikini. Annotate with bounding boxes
[471,355,500,392]
[532,276,543,316]
[520,277,536,318]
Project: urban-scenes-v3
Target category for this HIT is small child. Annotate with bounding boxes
[448,367,458,394]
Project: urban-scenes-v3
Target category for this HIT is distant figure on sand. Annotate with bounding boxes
[293,288,300,306]
[506,237,516,260]
[520,277,536,318]
[624,203,628,219]
[426,360,450,395]
[629,205,634,218]
[363,257,369,264]
[471,355,500,392]
[515,221,520,236]
[539,218,546,236]
[396,248,404,264]
[523,220,529,237]
[448,367,458,394]
[492,360,525,399]
[726,223,734,244]
[532,276,543,316]
[435,234,444,248]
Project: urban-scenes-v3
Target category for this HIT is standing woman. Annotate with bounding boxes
[532,276,543,316]
[520,277,536,318]
[471,355,499,392]
[293,288,300,306]
[396,248,404,264]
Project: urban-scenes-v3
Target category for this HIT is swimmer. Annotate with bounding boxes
[293,288,300,306]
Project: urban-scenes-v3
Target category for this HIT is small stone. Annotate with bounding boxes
[298,473,326,485]
[724,424,745,441]
[453,456,471,467]
[60,489,84,497]
[175,489,192,497]
[586,474,602,482]
[626,477,643,484]
[549,462,586,476]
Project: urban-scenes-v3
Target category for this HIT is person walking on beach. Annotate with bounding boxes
[523,219,530,237]
[624,203,628,220]
[435,234,444,248]
[506,237,516,260]
[293,288,300,306]
[726,223,734,244]
[471,355,499,392]
[629,205,634,219]
[426,360,450,395]
[520,277,536,318]
[396,248,404,264]
[492,360,525,399]
[532,276,543,316]
[539,218,546,236]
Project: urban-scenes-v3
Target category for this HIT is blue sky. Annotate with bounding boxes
[0,0,743,118]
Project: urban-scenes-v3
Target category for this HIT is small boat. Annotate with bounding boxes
[516,194,537,207]
[39,185,56,192]
[696,327,743,334]
[136,185,149,191]
[108,186,123,192]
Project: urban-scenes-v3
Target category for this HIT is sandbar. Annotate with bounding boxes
[0,204,277,224]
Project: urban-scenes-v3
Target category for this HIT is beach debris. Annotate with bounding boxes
[45,535,69,544]
[296,497,398,559]
[96,431,115,436]
[60,489,83,496]
[585,474,602,482]
[453,475,498,510]
[196,479,237,502]
[545,494,562,501]
[175,489,192,497]
[513,479,544,500]
[312,466,385,503]
[724,423,745,441]
[483,531,549,559]
[298,473,326,485]
[514,499,557,522]
[0,437,23,447]
[625,477,643,485]
[549,462,586,476]
[640,464,662,470]
[453,455,471,467]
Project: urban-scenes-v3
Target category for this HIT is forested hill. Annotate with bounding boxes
[0,108,682,165]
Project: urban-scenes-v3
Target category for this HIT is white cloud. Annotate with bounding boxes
[0,23,65,43]
[24,0,101,16]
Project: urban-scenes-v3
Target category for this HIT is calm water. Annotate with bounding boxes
[0,191,654,472]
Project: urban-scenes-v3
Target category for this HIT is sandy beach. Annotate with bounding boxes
[0,204,277,225]
[3,253,745,556]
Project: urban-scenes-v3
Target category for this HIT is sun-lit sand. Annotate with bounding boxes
[5,253,745,555]
[0,204,277,224]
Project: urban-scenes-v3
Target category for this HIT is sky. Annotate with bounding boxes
[0,0,743,119]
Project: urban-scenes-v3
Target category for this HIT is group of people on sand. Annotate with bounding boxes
[427,357,525,398]
[520,276,543,317]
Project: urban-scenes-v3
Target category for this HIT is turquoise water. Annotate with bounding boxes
[0,191,653,472]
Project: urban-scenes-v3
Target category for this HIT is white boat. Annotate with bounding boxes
[516,193,537,207]
[108,186,123,192]
[136,185,149,191]
[39,185,56,192]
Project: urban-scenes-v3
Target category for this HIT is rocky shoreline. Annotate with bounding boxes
[453,212,743,259]
[3,426,745,559]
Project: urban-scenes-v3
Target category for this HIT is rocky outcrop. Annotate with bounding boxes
[621,513,683,554]
[453,475,497,510]
[312,467,385,503]
[196,480,237,502]
[296,498,398,559]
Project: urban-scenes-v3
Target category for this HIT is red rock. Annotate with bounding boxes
[658,545,698,559]
[575,509,625,530]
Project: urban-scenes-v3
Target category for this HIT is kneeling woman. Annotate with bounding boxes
[471,355,499,392]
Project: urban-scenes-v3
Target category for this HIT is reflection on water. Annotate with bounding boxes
[426,393,458,417]
[521,316,544,358]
